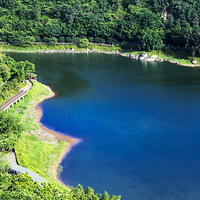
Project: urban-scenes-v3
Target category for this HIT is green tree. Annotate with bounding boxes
[138,28,165,51]
[78,38,89,48]
[0,64,11,82]
[49,37,58,45]
[0,112,22,151]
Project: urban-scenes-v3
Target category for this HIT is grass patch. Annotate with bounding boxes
[15,134,66,185]
[8,81,68,191]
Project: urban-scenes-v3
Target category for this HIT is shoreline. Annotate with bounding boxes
[34,84,79,186]
[2,48,200,67]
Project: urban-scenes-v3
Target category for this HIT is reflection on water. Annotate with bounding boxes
[7,52,200,200]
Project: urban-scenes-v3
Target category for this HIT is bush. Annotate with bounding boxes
[88,37,94,42]
[7,34,35,46]
[107,37,118,44]
[72,37,79,45]
[35,36,42,42]
[49,37,58,45]
[65,37,72,42]
[58,36,65,43]
[78,38,89,48]
[120,41,130,48]
[0,112,22,150]
[42,36,49,43]
[94,37,106,43]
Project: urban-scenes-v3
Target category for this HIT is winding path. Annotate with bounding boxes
[0,80,48,186]
[2,151,47,186]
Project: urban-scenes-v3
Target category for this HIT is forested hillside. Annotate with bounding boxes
[0,0,200,55]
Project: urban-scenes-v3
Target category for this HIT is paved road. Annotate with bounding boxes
[2,151,47,186]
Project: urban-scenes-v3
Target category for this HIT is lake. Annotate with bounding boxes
[7,52,200,200]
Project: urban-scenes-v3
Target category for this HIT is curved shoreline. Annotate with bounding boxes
[2,47,200,67]
[34,84,79,186]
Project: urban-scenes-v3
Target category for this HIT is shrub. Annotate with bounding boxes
[78,38,89,48]
[0,112,22,151]
[94,37,106,43]
[107,37,118,44]
[35,36,42,42]
[88,37,94,42]
[58,36,65,43]
[65,37,72,42]
[49,37,58,45]
[42,36,49,43]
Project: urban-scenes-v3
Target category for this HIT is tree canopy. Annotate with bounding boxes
[0,112,22,150]
[0,53,35,103]
[0,169,120,200]
[0,0,199,54]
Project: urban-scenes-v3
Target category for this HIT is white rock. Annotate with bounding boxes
[192,59,198,64]
[139,53,148,60]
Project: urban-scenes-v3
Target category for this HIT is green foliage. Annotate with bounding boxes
[0,112,22,150]
[95,37,106,43]
[0,171,70,199]
[58,36,65,43]
[107,37,118,44]
[71,184,121,200]
[138,28,165,51]
[3,54,35,81]
[0,63,10,82]
[49,37,58,45]
[78,38,89,48]
[0,53,35,103]
[0,0,199,54]
[0,170,120,199]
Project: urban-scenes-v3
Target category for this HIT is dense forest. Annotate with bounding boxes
[0,0,200,55]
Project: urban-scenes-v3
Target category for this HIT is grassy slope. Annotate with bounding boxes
[8,81,68,191]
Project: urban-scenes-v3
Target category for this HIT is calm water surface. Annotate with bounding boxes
[8,52,200,200]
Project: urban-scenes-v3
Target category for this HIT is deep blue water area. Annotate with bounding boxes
[7,52,200,200]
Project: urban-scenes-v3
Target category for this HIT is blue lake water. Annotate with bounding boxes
[8,52,200,200]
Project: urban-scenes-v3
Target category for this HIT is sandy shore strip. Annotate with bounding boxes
[34,84,80,186]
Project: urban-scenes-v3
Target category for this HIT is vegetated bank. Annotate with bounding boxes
[8,81,72,188]
[0,42,200,67]
[0,52,121,199]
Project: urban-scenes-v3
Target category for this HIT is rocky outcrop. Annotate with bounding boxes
[192,59,198,64]
[155,58,164,62]
[129,54,140,59]
[128,53,158,62]
[139,53,148,60]
[145,55,157,62]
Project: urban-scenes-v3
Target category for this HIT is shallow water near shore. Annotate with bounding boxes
[7,52,200,200]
